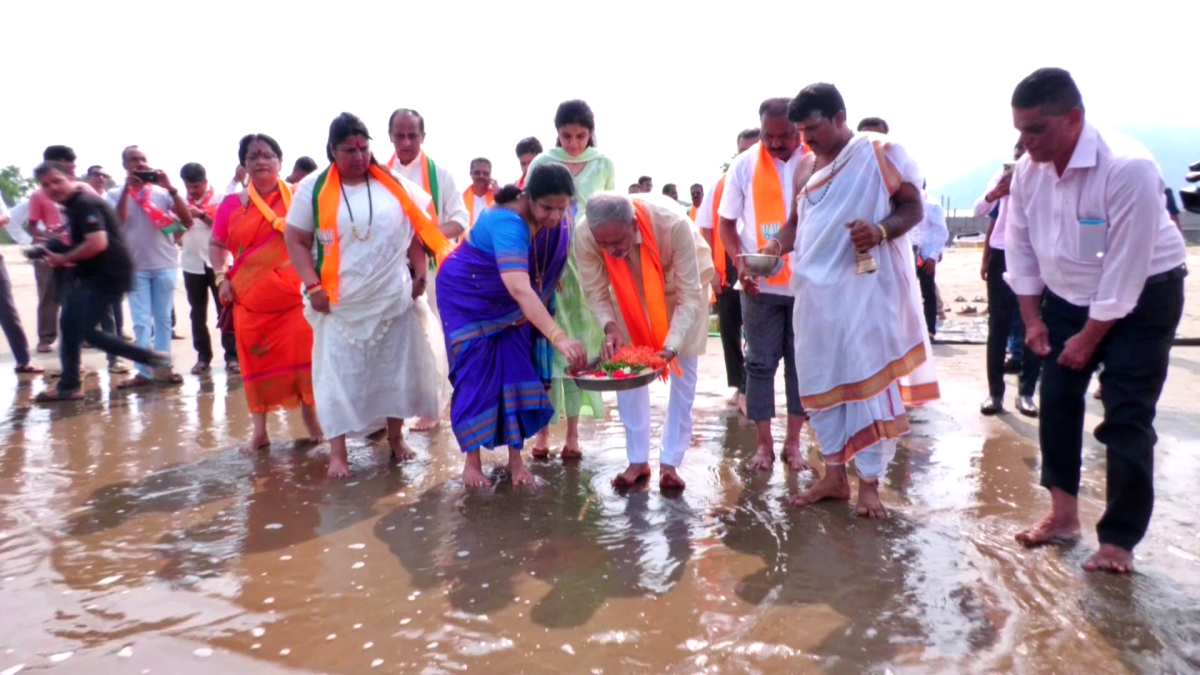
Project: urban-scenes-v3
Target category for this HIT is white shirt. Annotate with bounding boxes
[1004,123,1187,322]
[180,187,224,274]
[388,153,469,235]
[973,166,1010,250]
[3,200,32,245]
[468,192,489,228]
[716,143,804,297]
[915,192,948,260]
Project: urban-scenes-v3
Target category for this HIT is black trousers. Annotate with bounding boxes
[715,285,744,392]
[916,256,938,336]
[109,297,124,336]
[184,268,237,365]
[1039,274,1184,551]
[58,280,161,393]
[987,250,1040,398]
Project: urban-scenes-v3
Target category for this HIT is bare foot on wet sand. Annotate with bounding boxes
[411,416,439,432]
[327,456,352,479]
[781,442,811,473]
[855,479,887,518]
[612,463,652,487]
[747,444,775,471]
[660,465,686,491]
[507,450,536,487]
[240,435,270,455]
[727,390,740,406]
[463,453,493,488]
[1015,513,1082,547]
[389,435,416,462]
[1083,544,1135,575]
[791,466,852,508]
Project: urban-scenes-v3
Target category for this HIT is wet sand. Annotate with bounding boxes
[1,247,1199,674]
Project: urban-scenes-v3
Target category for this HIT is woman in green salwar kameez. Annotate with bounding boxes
[524,99,615,459]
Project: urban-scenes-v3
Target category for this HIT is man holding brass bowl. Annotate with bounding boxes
[717,98,810,474]
[575,192,714,490]
[765,83,939,518]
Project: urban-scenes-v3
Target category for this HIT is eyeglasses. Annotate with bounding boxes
[246,152,279,162]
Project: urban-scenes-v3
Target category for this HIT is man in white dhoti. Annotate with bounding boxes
[575,193,714,490]
[764,83,939,517]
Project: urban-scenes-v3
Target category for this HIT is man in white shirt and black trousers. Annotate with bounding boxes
[1005,68,1187,574]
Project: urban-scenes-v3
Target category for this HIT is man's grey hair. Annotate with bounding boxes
[585,193,635,229]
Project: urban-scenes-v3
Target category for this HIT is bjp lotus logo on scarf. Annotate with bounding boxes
[761,222,782,238]
[317,229,335,247]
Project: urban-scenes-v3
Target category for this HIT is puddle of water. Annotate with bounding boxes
[1,345,1199,674]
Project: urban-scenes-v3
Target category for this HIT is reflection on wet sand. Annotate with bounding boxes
[1,342,1199,673]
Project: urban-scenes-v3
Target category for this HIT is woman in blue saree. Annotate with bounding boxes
[437,164,588,488]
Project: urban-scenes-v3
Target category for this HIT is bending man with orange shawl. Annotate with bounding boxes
[576,193,714,490]
[767,84,938,518]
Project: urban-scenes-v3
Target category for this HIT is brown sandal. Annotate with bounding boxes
[156,371,184,385]
[35,388,83,402]
[14,364,45,374]
[117,374,155,389]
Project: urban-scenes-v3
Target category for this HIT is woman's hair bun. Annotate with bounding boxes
[494,184,522,205]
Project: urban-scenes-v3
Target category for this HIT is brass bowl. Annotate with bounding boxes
[737,254,785,277]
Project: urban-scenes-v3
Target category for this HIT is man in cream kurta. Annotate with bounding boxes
[576,193,714,490]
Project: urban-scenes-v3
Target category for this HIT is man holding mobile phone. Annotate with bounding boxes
[108,145,192,387]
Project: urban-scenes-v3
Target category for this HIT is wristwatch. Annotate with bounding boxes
[167,187,179,197]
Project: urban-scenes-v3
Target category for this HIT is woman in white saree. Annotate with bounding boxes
[285,113,441,478]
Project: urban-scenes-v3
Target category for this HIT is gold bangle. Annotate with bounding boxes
[876,224,888,243]
[548,327,565,344]
[214,272,226,286]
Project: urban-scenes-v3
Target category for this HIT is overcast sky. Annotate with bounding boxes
[3,0,1195,198]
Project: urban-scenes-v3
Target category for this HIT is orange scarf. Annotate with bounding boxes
[463,187,494,227]
[247,179,294,233]
[600,199,678,378]
[687,204,697,221]
[711,175,728,287]
[312,163,453,306]
[751,142,792,286]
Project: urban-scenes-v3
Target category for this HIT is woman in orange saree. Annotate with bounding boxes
[210,133,322,451]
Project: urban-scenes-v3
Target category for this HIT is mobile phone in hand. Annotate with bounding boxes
[133,170,159,183]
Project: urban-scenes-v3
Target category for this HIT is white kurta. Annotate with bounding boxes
[287,170,440,438]
[791,133,939,478]
[387,152,461,415]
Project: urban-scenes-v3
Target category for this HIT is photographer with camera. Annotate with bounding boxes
[25,146,99,354]
[31,162,171,402]
[108,145,192,388]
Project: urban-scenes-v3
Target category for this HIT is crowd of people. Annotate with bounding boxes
[0,67,1187,574]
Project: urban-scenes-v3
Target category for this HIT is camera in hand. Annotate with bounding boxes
[132,170,159,184]
[1182,161,1200,214]
[21,237,70,261]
